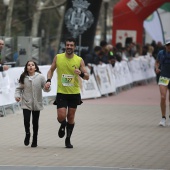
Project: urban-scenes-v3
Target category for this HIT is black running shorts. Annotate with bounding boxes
[53,93,83,109]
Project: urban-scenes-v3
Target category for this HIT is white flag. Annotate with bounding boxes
[144,11,164,43]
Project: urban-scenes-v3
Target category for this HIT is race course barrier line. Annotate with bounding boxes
[0,55,156,116]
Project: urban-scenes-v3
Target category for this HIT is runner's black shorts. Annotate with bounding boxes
[53,93,83,109]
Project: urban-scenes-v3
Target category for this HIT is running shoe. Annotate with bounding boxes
[159,118,166,127]
[58,124,66,138]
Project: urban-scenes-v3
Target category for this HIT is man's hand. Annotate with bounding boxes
[74,68,81,75]
[155,68,161,74]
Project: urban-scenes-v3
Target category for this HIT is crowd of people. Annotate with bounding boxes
[83,40,165,68]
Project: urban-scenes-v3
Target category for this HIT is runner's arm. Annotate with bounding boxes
[47,56,57,80]
[155,59,161,74]
[79,59,89,80]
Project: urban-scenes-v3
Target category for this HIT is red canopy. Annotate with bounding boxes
[112,0,170,46]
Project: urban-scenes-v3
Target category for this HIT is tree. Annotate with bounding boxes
[5,0,14,36]
[31,0,66,37]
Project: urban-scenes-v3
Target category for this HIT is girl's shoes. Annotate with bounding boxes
[24,133,30,146]
[31,135,37,147]
[31,142,37,147]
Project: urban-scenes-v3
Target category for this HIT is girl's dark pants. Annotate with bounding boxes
[23,109,40,143]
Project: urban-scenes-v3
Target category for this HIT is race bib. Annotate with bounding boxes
[61,74,75,86]
[158,76,170,86]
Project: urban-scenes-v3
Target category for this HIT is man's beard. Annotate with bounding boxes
[66,48,73,55]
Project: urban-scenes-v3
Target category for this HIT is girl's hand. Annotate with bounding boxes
[15,97,20,102]
[44,82,51,89]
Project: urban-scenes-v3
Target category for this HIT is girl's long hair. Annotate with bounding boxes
[18,60,41,84]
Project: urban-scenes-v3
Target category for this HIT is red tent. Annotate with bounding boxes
[112,0,170,46]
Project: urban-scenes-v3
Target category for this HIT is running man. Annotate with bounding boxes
[155,38,170,126]
[46,37,89,148]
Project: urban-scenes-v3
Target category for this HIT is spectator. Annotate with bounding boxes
[0,65,9,72]
[93,40,109,65]
[142,45,149,56]
[107,44,116,67]
[116,42,122,52]
[94,51,108,65]
[0,39,9,72]
[100,40,108,55]
[84,46,102,66]
[151,40,157,59]
[129,42,136,57]
[115,52,122,62]
[0,39,4,64]
[147,45,154,57]
[134,43,143,58]
[124,44,133,59]
[84,46,102,74]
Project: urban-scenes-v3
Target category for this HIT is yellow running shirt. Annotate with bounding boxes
[56,53,82,94]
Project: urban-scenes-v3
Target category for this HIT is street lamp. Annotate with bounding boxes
[103,0,109,42]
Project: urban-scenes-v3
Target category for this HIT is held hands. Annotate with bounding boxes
[44,79,51,90]
[44,82,51,90]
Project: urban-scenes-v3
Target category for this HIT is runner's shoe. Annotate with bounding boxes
[159,118,166,127]
[58,125,65,138]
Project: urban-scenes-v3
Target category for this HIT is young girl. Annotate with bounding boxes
[15,61,50,147]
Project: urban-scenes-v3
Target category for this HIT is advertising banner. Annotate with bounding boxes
[93,64,116,95]
[116,30,137,47]
[0,57,156,115]
[144,11,164,44]
[113,0,169,45]
[58,0,102,58]
[80,67,101,99]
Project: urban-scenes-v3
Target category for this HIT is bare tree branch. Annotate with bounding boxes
[38,1,66,11]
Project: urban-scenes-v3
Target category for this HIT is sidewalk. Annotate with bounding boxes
[0,81,169,170]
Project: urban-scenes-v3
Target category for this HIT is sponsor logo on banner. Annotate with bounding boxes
[65,0,94,38]
[58,0,102,57]
[84,80,95,91]
[127,0,139,11]
[116,30,137,47]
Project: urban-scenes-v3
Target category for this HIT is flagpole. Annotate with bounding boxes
[156,10,165,44]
